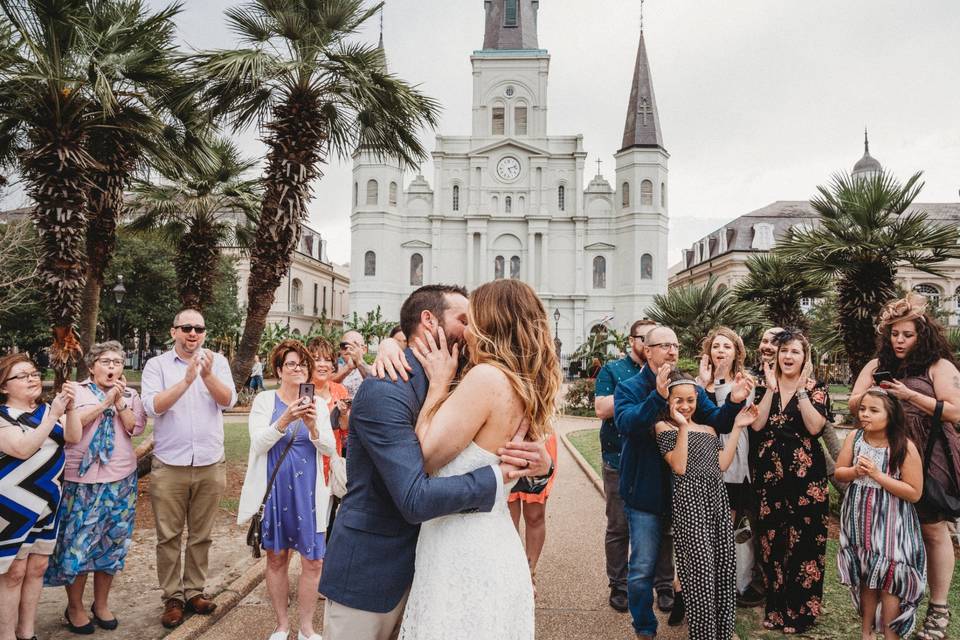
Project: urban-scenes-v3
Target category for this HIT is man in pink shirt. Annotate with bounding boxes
[141,309,236,629]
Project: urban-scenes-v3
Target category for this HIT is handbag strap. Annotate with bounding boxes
[258,423,300,512]
[924,400,945,464]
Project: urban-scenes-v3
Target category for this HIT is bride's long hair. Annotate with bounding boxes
[465,280,562,442]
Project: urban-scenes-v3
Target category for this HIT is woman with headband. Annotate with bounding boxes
[849,294,960,640]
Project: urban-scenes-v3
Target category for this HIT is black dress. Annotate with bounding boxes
[753,381,830,633]
[657,429,736,640]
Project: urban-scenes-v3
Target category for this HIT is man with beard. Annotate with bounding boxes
[594,320,659,613]
[320,285,553,640]
[614,326,754,639]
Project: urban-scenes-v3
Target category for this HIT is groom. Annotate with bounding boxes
[320,284,553,640]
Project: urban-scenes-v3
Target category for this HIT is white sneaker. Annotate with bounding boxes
[269,632,289,640]
[298,632,322,640]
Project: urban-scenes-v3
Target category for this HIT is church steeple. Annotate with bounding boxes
[620,29,664,152]
[482,0,540,50]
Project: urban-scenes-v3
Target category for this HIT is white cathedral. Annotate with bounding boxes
[350,0,669,352]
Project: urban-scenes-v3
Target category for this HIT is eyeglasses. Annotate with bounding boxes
[174,325,206,334]
[282,362,307,370]
[648,342,680,351]
[96,358,124,367]
[4,371,41,382]
[630,335,646,340]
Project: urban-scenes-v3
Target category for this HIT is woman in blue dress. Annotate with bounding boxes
[0,354,81,640]
[238,340,336,640]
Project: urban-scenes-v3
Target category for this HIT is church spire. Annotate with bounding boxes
[483,0,539,50]
[620,29,664,152]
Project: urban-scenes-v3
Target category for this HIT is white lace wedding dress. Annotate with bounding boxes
[398,442,535,640]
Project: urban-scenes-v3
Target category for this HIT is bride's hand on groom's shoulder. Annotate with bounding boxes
[411,328,458,385]
[373,337,412,382]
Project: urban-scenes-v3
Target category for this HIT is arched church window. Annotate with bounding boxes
[558,185,565,211]
[492,106,505,135]
[641,253,653,280]
[494,255,505,280]
[622,182,630,208]
[510,256,521,279]
[504,0,518,26]
[364,250,376,276]
[389,181,398,206]
[641,180,653,206]
[291,278,302,311]
[505,196,512,213]
[452,185,460,211]
[366,179,379,205]
[410,253,423,286]
[593,256,606,289]
[515,105,527,135]
[660,182,666,207]
[912,283,941,309]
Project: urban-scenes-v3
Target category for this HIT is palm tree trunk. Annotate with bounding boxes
[176,220,221,310]
[76,273,101,379]
[22,127,96,386]
[231,89,326,389]
[839,266,897,376]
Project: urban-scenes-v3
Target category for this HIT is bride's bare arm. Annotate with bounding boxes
[417,364,511,474]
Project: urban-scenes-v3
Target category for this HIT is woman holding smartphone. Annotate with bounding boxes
[238,340,336,640]
[849,294,960,640]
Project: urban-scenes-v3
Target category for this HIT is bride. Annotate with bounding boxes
[396,279,562,640]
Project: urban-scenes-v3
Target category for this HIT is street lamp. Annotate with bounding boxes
[553,308,562,356]
[112,275,126,341]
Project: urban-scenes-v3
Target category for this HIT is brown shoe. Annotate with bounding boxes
[186,594,217,615]
[160,599,184,629]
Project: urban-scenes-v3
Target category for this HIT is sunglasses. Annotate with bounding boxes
[174,325,206,334]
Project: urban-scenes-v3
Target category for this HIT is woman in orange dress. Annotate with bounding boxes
[309,338,350,530]
[508,433,558,594]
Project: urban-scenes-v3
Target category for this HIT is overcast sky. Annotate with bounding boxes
[7,0,959,267]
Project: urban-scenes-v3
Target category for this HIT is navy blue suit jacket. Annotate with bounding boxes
[319,350,499,613]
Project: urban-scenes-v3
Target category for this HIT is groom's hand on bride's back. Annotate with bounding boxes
[497,425,553,480]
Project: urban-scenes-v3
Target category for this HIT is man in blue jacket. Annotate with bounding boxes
[614,326,753,639]
[319,284,552,640]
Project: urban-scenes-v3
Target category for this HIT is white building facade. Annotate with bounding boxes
[350,0,669,351]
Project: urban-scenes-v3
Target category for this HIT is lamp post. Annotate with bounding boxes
[112,275,126,342]
[553,308,562,356]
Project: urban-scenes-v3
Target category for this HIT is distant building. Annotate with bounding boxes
[668,134,960,324]
[231,224,350,335]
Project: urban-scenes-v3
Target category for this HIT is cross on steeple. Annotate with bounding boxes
[596,157,602,176]
[640,0,645,33]
[638,98,652,126]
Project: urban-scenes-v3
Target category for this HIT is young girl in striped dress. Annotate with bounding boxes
[836,387,926,640]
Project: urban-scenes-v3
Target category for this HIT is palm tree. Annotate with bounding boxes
[733,253,829,331]
[646,276,764,355]
[76,0,205,370]
[193,0,440,388]
[776,170,960,374]
[129,138,260,310]
[0,0,194,383]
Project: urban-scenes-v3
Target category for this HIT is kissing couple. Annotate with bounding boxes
[320,280,562,640]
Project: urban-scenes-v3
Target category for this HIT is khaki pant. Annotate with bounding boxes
[323,590,409,640]
[150,457,226,602]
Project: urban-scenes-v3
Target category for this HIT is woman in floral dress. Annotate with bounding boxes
[751,329,830,634]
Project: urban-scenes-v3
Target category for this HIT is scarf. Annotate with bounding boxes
[78,382,116,477]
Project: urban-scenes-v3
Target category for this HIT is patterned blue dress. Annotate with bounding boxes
[0,404,65,574]
[260,395,326,559]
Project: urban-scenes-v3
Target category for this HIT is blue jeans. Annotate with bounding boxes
[624,505,663,636]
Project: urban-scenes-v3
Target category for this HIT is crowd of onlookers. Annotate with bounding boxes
[595,293,960,640]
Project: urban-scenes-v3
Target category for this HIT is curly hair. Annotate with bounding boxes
[269,339,314,381]
[875,311,957,377]
[306,336,338,372]
[463,280,562,442]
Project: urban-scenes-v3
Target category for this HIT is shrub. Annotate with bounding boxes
[563,378,596,416]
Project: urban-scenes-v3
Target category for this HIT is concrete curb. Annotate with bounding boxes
[558,426,605,498]
[164,556,267,640]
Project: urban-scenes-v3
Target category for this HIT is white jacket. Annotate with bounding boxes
[237,390,336,532]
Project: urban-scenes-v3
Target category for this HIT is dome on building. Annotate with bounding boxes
[852,128,882,179]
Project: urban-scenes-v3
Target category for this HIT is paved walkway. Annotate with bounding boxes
[200,417,687,640]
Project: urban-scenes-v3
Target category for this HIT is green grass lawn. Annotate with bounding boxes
[567,427,960,640]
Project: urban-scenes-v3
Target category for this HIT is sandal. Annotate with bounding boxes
[917,603,951,640]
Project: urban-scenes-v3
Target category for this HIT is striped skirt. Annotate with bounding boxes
[837,434,926,637]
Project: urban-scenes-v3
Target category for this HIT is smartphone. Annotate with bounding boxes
[872,370,894,385]
[298,383,316,401]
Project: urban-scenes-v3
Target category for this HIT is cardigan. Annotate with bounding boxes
[237,390,337,532]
